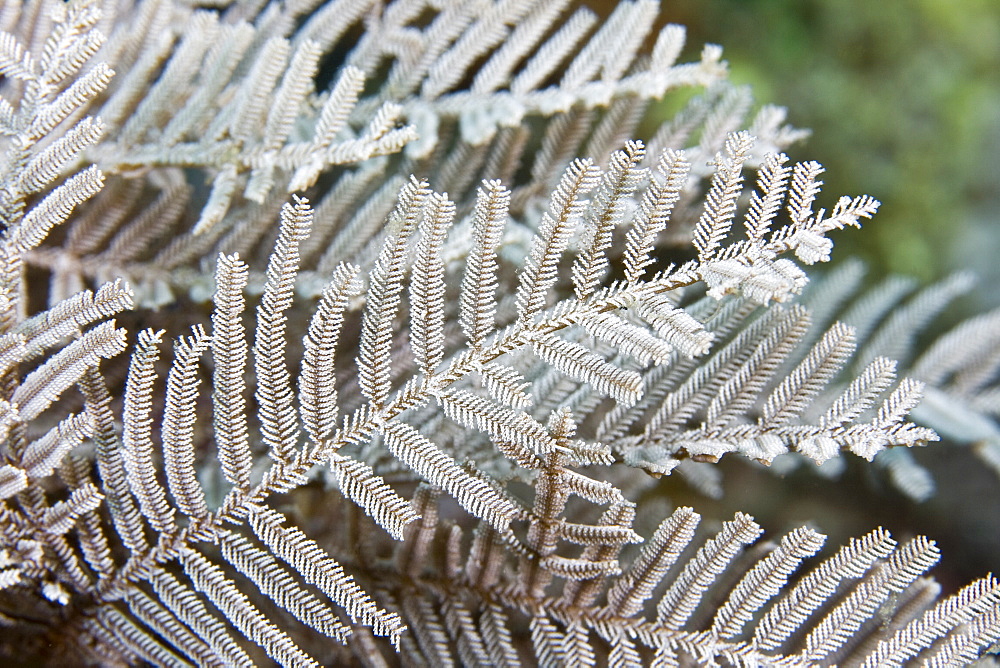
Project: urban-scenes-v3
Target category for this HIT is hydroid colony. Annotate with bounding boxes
[0,0,997,665]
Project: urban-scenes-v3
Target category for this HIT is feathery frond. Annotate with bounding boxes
[0,1,993,665]
[255,197,310,463]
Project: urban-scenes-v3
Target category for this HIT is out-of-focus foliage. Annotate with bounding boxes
[656,0,1000,294]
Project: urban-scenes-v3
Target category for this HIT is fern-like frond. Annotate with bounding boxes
[80,367,148,553]
[329,454,419,541]
[382,420,517,531]
[211,253,252,491]
[572,140,646,299]
[247,506,405,646]
[124,588,220,668]
[12,320,125,423]
[148,567,253,667]
[460,180,510,349]
[656,512,763,629]
[692,131,754,262]
[863,576,1000,667]
[219,531,351,643]
[162,325,210,520]
[410,193,454,375]
[711,526,827,639]
[120,328,175,533]
[623,147,689,283]
[358,177,429,405]
[254,197,311,463]
[17,279,132,357]
[13,166,105,252]
[532,332,643,405]
[744,151,791,244]
[516,158,600,323]
[0,2,992,665]
[801,536,941,664]
[759,321,856,427]
[20,412,92,479]
[299,263,360,444]
[18,117,104,196]
[180,546,318,668]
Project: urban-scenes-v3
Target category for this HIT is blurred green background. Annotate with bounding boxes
[659,0,1000,301]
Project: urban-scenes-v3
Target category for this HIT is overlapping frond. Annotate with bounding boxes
[247,506,405,645]
[516,157,600,323]
[299,262,361,443]
[120,328,175,534]
[357,176,429,405]
[338,490,999,667]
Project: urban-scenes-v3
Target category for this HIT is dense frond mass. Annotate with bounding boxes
[0,0,994,666]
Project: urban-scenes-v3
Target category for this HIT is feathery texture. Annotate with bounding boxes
[0,1,994,665]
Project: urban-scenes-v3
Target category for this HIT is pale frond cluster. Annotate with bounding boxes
[0,0,996,666]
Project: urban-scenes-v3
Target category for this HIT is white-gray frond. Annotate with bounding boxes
[211,252,252,491]
[382,420,517,531]
[299,262,360,443]
[180,546,319,668]
[12,319,124,423]
[357,177,429,406]
[656,512,763,630]
[255,197,310,463]
[623,147,689,283]
[161,325,210,519]
[1,1,995,665]
[693,131,754,262]
[516,157,600,323]
[120,328,175,534]
[247,506,405,645]
[329,454,420,540]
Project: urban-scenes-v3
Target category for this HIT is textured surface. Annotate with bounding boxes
[0,1,997,665]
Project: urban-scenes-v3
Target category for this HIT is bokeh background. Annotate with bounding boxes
[588,0,1000,590]
[661,0,1000,299]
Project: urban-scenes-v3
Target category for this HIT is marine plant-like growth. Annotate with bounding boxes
[0,1,997,665]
